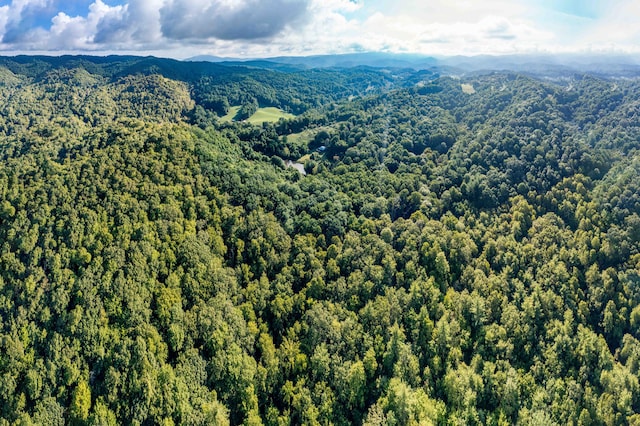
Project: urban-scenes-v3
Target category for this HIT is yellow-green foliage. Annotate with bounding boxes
[0,57,639,426]
[246,107,295,124]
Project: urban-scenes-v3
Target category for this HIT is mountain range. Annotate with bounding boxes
[186,51,640,78]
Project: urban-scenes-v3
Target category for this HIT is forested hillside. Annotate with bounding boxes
[0,57,638,425]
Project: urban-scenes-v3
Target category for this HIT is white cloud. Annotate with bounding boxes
[159,0,310,41]
[3,0,166,51]
[41,0,124,50]
[413,16,554,54]
[573,0,640,52]
[128,0,163,43]
[316,0,362,14]
[0,0,635,56]
[49,13,91,49]
[1,0,52,44]
[0,6,11,37]
[93,0,163,46]
[255,3,554,57]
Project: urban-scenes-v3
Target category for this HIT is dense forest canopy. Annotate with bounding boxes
[0,55,638,425]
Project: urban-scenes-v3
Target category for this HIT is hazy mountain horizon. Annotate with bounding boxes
[186,51,640,78]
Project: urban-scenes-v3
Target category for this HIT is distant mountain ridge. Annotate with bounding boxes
[186,52,640,78]
[187,52,439,70]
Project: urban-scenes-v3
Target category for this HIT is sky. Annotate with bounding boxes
[0,0,637,58]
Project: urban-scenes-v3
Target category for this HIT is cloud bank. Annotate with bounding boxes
[0,0,636,57]
[160,0,310,41]
[0,0,312,52]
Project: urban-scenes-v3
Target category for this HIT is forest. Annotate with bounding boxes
[0,55,638,425]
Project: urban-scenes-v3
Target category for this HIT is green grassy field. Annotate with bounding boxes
[297,154,312,163]
[461,83,476,94]
[286,126,334,145]
[246,107,295,124]
[286,129,315,144]
[219,106,295,124]
[219,106,241,123]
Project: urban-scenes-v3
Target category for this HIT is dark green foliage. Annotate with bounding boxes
[0,56,639,425]
[235,98,259,121]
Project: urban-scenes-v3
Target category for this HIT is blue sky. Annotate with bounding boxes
[0,0,636,57]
